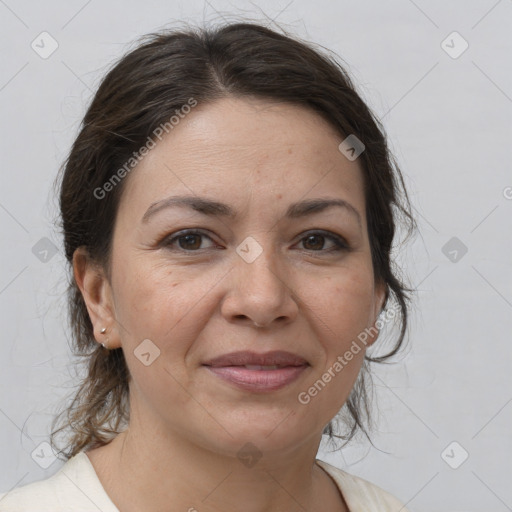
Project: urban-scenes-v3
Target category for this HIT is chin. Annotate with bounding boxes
[207,409,316,455]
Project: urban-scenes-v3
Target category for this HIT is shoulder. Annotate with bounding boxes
[316,459,410,512]
[0,452,118,512]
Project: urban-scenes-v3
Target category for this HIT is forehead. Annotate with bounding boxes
[118,97,366,220]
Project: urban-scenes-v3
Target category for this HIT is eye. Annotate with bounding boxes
[161,229,349,254]
[297,231,349,253]
[162,230,217,251]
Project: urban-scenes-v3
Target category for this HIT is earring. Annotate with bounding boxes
[100,327,109,349]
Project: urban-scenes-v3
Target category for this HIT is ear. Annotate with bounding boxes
[73,246,120,349]
[365,279,388,348]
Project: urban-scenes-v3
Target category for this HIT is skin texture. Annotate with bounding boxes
[74,97,386,512]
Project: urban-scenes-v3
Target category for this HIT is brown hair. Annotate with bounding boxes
[50,20,417,460]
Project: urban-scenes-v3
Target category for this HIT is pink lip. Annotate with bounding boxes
[202,350,309,392]
[204,365,308,392]
[203,350,308,367]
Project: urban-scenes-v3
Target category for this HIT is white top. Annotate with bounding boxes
[0,452,410,511]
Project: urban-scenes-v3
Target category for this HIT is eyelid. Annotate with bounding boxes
[161,229,219,250]
[295,230,349,252]
[161,228,350,253]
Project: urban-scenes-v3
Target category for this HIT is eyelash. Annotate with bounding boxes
[161,229,349,254]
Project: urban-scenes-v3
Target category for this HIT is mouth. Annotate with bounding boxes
[202,350,310,392]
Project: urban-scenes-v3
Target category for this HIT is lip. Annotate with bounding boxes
[203,350,308,367]
[205,365,308,392]
[202,350,309,392]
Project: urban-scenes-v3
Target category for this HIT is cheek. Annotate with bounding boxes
[112,258,219,358]
[113,262,208,406]
[297,271,373,417]
[114,256,182,320]
[306,267,376,343]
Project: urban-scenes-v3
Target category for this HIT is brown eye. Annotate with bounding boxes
[163,230,216,251]
[299,231,348,253]
[177,234,202,250]
[302,234,325,250]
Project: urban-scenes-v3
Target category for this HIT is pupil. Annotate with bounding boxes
[180,234,200,249]
[305,235,323,250]
[177,234,326,251]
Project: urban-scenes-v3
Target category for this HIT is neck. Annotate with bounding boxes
[86,423,346,512]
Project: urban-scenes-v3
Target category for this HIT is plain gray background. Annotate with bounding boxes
[1,1,511,511]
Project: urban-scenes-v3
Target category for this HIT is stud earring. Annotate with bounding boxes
[99,327,109,349]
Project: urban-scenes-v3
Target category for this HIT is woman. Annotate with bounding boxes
[0,21,416,511]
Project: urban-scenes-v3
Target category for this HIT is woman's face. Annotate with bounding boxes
[97,97,385,457]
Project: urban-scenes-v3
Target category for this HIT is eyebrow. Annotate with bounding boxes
[142,195,362,228]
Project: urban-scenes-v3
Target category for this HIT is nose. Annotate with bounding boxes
[220,244,298,328]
